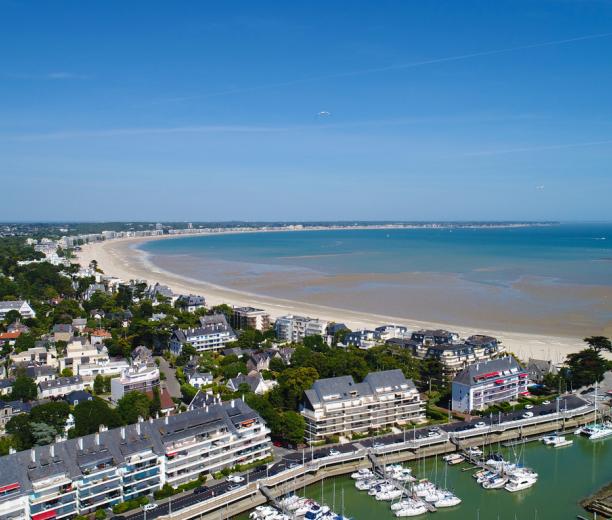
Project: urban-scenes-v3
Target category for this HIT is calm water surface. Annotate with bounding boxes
[235,437,611,520]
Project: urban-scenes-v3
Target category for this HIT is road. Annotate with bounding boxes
[156,357,181,399]
[116,394,592,520]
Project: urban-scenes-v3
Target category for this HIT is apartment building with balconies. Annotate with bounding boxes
[0,400,270,520]
[274,315,328,343]
[451,356,530,413]
[301,369,425,443]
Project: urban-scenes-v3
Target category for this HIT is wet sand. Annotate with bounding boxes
[76,234,610,363]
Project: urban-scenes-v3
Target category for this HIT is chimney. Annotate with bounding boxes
[149,416,153,424]
[50,445,55,458]
[164,415,169,425]
[136,423,141,435]
[9,447,16,455]
[95,433,100,446]
[231,399,235,408]
[78,438,83,450]
[30,449,36,463]
[120,427,126,440]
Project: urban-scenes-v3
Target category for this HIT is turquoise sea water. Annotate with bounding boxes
[139,224,612,335]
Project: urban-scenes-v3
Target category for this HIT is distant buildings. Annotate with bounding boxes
[0,400,271,518]
[10,346,58,368]
[58,337,108,374]
[275,315,328,343]
[111,364,161,401]
[0,300,36,320]
[388,330,505,377]
[451,356,530,413]
[342,329,381,349]
[51,323,73,342]
[169,314,237,354]
[231,307,271,331]
[301,369,425,443]
[176,294,206,313]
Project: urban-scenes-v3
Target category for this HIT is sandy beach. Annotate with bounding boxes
[75,233,598,363]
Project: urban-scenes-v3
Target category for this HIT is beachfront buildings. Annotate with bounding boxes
[176,294,206,313]
[274,315,328,343]
[301,369,425,443]
[0,400,271,519]
[388,330,506,377]
[0,300,36,320]
[169,314,237,354]
[231,307,271,331]
[451,356,530,413]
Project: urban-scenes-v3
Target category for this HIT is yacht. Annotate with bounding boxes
[394,499,428,517]
[581,422,612,441]
[542,434,573,447]
[351,468,374,480]
[481,474,508,489]
[375,488,403,501]
[442,453,465,465]
[504,474,537,492]
[434,493,462,508]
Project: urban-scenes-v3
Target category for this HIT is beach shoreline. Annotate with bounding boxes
[74,232,597,362]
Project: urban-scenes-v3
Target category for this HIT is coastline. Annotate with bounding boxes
[75,233,592,362]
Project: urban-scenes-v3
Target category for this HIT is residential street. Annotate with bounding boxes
[156,356,181,398]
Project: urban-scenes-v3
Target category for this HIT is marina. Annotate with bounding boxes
[236,434,611,519]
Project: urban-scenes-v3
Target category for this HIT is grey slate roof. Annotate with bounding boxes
[38,376,83,391]
[0,398,262,494]
[453,356,522,387]
[304,369,415,407]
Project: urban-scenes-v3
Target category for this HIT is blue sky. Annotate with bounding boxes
[2,1,612,221]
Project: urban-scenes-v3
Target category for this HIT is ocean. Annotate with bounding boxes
[138,223,612,337]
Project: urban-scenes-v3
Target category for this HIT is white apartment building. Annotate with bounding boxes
[231,307,271,331]
[451,356,530,413]
[0,301,36,321]
[0,400,271,520]
[77,359,130,381]
[38,376,85,399]
[169,314,237,354]
[58,338,109,374]
[301,369,425,443]
[274,315,328,343]
[10,347,58,369]
[110,364,160,401]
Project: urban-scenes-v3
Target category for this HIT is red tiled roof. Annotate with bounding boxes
[146,387,175,412]
[0,331,21,340]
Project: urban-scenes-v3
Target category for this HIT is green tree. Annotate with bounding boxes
[13,333,36,353]
[150,386,162,416]
[30,422,58,445]
[116,391,152,424]
[61,367,73,377]
[10,375,37,401]
[279,411,305,445]
[93,374,105,395]
[272,367,319,411]
[73,398,122,436]
[564,349,610,389]
[180,383,198,403]
[30,401,70,432]
[583,336,612,354]
[5,415,33,450]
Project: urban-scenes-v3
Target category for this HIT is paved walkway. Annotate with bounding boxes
[157,357,181,398]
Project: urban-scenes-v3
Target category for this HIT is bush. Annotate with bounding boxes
[112,496,149,514]
[95,509,107,520]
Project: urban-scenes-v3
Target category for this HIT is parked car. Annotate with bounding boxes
[522,411,534,418]
[227,475,245,483]
[194,486,210,495]
[524,404,534,409]
[474,422,487,428]
[542,400,551,405]
[328,448,340,456]
[143,504,158,512]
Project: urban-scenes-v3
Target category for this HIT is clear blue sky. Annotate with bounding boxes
[2,1,612,221]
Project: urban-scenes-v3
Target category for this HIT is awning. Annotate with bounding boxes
[0,483,20,493]
[32,510,56,520]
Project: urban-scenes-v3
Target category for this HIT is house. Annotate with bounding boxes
[227,373,277,395]
[375,325,408,341]
[23,364,57,384]
[301,369,425,443]
[342,329,381,349]
[145,282,176,304]
[169,314,237,354]
[0,379,13,396]
[52,323,74,342]
[526,358,558,384]
[0,400,31,432]
[221,347,247,358]
[71,317,88,333]
[246,350,279,372]
[89,328,112,345]
[274,315,328,343]
[89,308,106,320]
[176,294,206,313]
[184,366,213,388]
[231,307,271,331]
[327,322,349,337]
[38,376,85,399]
[7,320,29,334]
[145,387,175,414]
[83,283,106,301]
[0,331,21,346]
[0,300,36,320]
[131,345,154,366]
[451,356,530,413]
[10,346,58,368]
[64,390,93,406]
